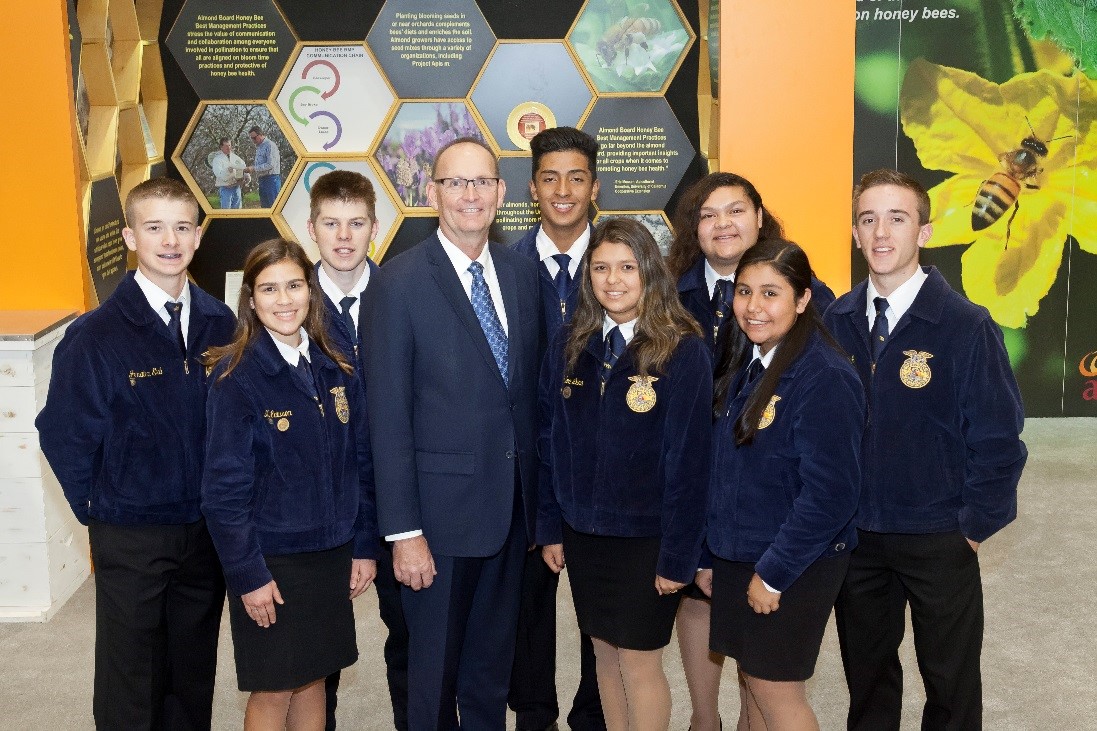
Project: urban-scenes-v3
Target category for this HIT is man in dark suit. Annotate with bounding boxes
[510,126,605,731]
[363,138,542,730]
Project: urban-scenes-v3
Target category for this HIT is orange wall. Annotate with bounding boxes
[719,0,856,294]
[0,1,86,312]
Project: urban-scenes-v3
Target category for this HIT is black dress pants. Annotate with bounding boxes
[88,518,224,731]
[835,530,984,731]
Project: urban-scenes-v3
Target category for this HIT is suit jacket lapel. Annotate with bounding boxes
[426,236,507,385]
[495,248,520,389]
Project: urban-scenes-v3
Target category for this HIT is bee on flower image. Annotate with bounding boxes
[899,58,1096,328]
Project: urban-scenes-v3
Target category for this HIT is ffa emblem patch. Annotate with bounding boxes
[277,418,290,432]
[330,386,350,424]
[626,376,659,413]
[758,395,781,429]
[899,350,933,389]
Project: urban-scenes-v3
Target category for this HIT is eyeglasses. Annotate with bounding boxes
[434,177,500,193]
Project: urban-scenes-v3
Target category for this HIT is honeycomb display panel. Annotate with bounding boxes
[275,159,402,263]
[275,44,396,154]
[493,155,542,246]
[594,211,674,256]
[86,177,128,304]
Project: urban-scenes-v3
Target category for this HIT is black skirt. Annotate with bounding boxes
[709,554,849,681]
[228,542,358,692]
[563,522,682,651]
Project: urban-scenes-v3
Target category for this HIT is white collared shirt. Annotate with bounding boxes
[704,260,735,299]
[437,230,509,335]
[602,316,636,345]
[317,264,370,329]
[267,327,310,366]
[134,268,191,342]
[865,267,928,331]
[536,226,590,279]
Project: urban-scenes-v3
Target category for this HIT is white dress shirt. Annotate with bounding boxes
[536,226,590,279]
[317,264,371,329]
[704,259,736,299]
[267,327,310,366]
[865,267,928,331]
[437,230,509,334]
[134,268,191,342]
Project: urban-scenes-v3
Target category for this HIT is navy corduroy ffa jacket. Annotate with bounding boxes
[315,259,379,376]
[537,327,713,584]
[511,223,589,339]
[677,256,837,354]
[823,266,1027,542]
[36,272,236,525]
[201,332,379,596]
[706,332,865,592]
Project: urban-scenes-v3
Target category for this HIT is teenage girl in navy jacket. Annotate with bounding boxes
[538,218,711,731]
[202,238,379,729]
[666,172,837,730]
[702,239,863,729]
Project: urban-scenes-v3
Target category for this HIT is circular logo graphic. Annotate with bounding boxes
[1079,351,1097,378]
[507,102,557,151]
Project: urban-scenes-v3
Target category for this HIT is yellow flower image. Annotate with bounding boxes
[900,58,1096,328]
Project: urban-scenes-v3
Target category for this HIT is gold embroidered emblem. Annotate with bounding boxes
[330,386,350,424]
[626,376,659,413]
[561,385,572,399]
[758,395,782,429]
[277,417,290,432]
[899,350,933,389]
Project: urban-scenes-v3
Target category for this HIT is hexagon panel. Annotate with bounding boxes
[470,42,594,153]
[568,0,693,94]
[594,211,674,256]
[274,159,402,263]
[166,0,295,99]
[581,97,693,211]
[366,0,495,99]
[175,101,299,213]
[275,44,395,154]
[374,101,488,209]
[494,155,541,245]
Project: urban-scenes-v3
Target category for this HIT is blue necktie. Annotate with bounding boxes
[165,301,185,356]
[711,279,733,345]
[871,297,890,362]
[551,253,572,322]
[601,326,626,394]
[294,355,317,399]
[339,295,357,345]
[738,357,764,395]
[468,261,509,387]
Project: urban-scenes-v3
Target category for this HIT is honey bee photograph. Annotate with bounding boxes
[853,0,1097,416]
[570,0,693,93]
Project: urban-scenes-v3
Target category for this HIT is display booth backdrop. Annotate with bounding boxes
[854,0,1096,417]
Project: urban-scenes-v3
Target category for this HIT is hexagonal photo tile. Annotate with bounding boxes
[175,101,299,213]
[594,210,674,256]
[374,101,487,209]
[470,41,594,153]
[568,0,693,94]
[166,0,296,99]
[275,44,395,155]
[274,159,402,263]
[581,97,695,211]
[493,155,541,245]
[366,0,495,99]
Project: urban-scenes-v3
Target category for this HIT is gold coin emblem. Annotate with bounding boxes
[277,417,290,432]
[626,376,659,413]
[561,385,572,399]
[899,350,933,389]
[330,386,350,424]
[758,395,782,429]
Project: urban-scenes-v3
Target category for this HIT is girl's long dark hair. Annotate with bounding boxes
[713,239,845,444]
[666,172,784,279]
[204,238,353,381]
[565,218,701,377]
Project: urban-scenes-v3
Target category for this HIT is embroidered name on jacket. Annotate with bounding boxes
[128,367,163,385]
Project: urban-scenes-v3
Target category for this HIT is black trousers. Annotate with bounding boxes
[835,530,984,731]
[88,518,224,730]
[325,542,409,730]
[509,549,605,731]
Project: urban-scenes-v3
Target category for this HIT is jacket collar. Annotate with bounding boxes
[831,266,947,327]
[677,256,708,295]
[253,327,338,378]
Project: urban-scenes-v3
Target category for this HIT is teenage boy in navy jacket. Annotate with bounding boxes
[510,126,605,731]
[36,178,236,729]
[824,169,1027,730]
[306,170,406,731]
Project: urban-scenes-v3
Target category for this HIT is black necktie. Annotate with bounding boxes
[738,357,764,395]
[551,253,572,322]
[601,326,626,394]
[339,295,357,345]
[711,279,733,344]
[871,297,890,362]
[165,301,185,356]
[294,355,317,399]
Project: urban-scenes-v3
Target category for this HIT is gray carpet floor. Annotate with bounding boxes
[1,417,1093,729]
